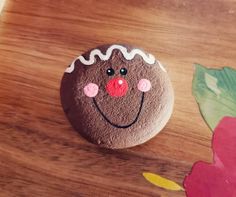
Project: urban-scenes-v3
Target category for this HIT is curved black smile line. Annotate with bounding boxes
[92,92,145,129]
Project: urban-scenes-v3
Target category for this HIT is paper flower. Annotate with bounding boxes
[184,117,236,197]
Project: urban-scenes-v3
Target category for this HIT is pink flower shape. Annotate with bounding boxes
[184,117,236,197]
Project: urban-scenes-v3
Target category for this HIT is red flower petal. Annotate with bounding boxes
[184,161,235,197]
[213,117,236,173]
[184,117,236,197]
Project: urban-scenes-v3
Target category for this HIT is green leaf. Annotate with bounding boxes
[192,64,236,130]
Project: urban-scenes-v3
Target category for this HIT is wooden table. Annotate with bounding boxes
[0,0,236,196]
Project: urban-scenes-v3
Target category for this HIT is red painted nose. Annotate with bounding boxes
[106,77,128,97]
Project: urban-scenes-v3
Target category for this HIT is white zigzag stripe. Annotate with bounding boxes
[65,45,166,73]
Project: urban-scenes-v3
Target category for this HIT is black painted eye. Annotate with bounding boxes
[106,68,115,76]
[120,68,127,75]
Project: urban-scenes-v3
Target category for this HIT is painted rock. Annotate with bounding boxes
[60,44,174,149]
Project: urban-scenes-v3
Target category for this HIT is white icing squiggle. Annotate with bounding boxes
[65,45,166,73]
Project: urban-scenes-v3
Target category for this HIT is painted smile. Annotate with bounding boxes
[83,75,151,129]
[92,92,145,129]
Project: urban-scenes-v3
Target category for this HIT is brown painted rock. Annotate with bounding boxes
[60,44,174,149]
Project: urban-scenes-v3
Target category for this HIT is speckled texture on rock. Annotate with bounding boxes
[60,44,174,149]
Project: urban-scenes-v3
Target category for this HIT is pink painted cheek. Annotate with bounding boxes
[137,79,151,92]
[83,83,99,97]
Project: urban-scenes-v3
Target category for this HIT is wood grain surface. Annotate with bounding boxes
[0,0,236,196]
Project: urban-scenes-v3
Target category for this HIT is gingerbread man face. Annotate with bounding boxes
[60,44,174,149]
